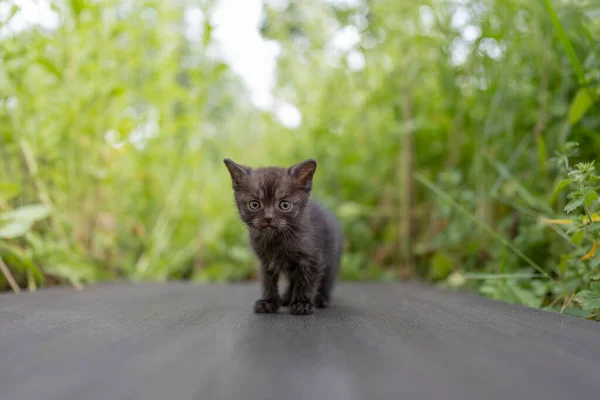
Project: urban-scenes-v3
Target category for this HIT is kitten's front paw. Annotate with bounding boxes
[254,299,279,314]
[289,301,313,315]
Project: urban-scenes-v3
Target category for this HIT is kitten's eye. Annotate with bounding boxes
[279,200,292,211]
[248,200,261,210]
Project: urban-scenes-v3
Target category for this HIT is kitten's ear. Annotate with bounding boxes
[289,159,317,192]
[223,158,251,188]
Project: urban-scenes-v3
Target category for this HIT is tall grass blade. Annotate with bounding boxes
[415,173,551,279]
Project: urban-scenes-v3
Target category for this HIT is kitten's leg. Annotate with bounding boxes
[254,267,280,314]
[315,250,341,308]
[289,257,319,315]
[315,263,335,308]
[315,277,331,308]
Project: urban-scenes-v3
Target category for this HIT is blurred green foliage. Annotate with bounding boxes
[0,0,599,318]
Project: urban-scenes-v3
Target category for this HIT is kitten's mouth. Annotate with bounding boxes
[260,223,278,231]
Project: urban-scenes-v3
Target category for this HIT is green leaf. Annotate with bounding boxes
[558,254,572,274]
[203,20,213,47]
[36,57,61,79]
[507,281,542,308]
[560,307,591,318]
[574,289,600,311]
[0,182,20,202]
[0,219,34,239]
[564,197,584,213]
[43,257,98,284]
[108,86,125,98]
[570,230,585,246]
[587,222,600,232]
[552,179,572,196]
[0,240,44,284]
[1,204,52,222]
[2,4,20,25]
[429,252,453,280]
[569,88,594,125]
[590,253,600,269]
[585,190,599,207]
[24,232,45,254]
[541,0,586,85]
[0,205,52,238]
[70,0,86,18]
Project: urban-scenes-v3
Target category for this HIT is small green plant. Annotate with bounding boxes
[551,143,600,319]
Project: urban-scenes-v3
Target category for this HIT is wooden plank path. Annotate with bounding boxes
[1,282,599,400]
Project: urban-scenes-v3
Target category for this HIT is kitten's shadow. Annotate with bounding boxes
[314,301,368,318]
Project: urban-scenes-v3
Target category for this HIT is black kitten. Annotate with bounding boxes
[224,158,343,315]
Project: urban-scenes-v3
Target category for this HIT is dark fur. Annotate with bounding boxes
[224,158,343,315]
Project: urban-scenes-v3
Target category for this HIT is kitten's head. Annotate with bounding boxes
[223,158,317,235]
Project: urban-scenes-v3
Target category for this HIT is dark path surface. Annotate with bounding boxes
[1,282,600,400]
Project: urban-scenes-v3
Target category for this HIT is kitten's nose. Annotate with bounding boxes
[264,216,273,223]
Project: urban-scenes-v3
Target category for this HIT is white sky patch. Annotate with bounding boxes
[347,50,365,71]
[0,0,59,37]
[324,0,363,8]
[332,25,362,52]
[264,0,289,12]
[451,6,471,29]
[275,102,302,129]
[209,0,281,111]
[419,6,435,33]
[463,25,481,42]
[480,37,504,60]
[104,129,127,148]
[349,13,368,31]
[183,5,205,42]
[129,108,160,150]
[451,39,471,66]
[5,96,18,109]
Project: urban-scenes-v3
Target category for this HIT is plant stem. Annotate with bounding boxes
[582,202,594,225]
[0,256,20,293]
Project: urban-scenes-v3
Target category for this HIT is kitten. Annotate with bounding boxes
[224,158,343,315]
